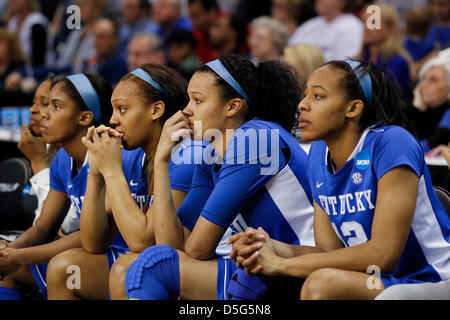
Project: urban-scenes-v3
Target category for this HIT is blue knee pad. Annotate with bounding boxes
[0,287,23,300]
[227,268,267,300]
[125,245,180,300]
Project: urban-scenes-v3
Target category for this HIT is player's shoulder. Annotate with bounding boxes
[51,148,71,170]
[239,119,282,131]
[369,125,419,147]
[237,119,292,147]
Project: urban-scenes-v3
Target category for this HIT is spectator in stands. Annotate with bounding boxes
[426,0,450,51]
[360,2,412,98]
[288,0,364,62]
[404,7,434,63]
[127,32,166,71]
[284,44,324,85]
[187,0,221,63]
[104,0,124,19]
[0,1,8,25]
[84,18,128,86]
[118,0,159,57]
[209,14,247,57]
[233,0,272,23]
[152,0,192,44]
[54,0,105,69]
[249,16,288,65]
[378,0,428,26]
[167,30,201,80]
[7,0,49,67]
[216,0,240,15]
[412,48,450,153]
[271,0,316,39]
[0,29,25,91]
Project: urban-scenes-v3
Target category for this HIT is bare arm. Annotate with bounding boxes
[266,200,344,259]
[184,216,227,260]
[0,189,79,278]
[153,159,189,250]
[228,204,338,266]
[10,188,71,249]
[79,173,114,253]
[105,170,188,253]
[152,110,193,250]
[9,231,81,265]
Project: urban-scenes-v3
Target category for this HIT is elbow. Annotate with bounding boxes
[184,243,213,260]
[185,248,211,260]
[368,243,400,274]
[378,257,399,274]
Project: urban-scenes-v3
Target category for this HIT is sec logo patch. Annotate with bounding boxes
[352,172,363,185]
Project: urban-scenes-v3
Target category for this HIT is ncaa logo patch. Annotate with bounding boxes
[355,150,371,170]
[352,172,363,185]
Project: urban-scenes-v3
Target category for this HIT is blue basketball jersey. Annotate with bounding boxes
[200,119,315,246]
[49,148,149,249]
[308,125,450,284]
[49,140,203,250]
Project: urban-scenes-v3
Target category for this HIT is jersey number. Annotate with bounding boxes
[333,221,368,247]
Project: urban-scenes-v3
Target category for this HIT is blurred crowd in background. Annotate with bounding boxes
[0,0,448,169]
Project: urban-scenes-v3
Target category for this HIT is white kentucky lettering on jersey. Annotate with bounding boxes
[319,189,375,216]
[131,193,147,210]
[70,195,85,215]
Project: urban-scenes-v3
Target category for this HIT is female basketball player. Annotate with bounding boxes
[17,75,79,237]
[45,64,204,300]
[228,60,450,300]
[116,55,315,300]
[0,73,113,299]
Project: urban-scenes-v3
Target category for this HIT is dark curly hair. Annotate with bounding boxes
[57,73,113,127]
[120,64,189,123]
[324,60,414,134]
[196,55,302,134]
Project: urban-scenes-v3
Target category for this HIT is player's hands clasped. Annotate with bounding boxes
[82,125,124,178]
[0,243,21,281]
[228,227,280,276]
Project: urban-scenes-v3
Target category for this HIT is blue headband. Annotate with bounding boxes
[130,68,168,97]
[66,74,102,122]
[206,59,251,103]
[344,60,372,107]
